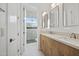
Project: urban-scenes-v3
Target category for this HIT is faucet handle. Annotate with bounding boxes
[70,33,76,39]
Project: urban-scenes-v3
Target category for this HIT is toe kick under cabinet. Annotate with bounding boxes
[40,34,79,56]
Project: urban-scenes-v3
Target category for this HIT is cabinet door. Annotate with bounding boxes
[51,39,60,56]
[63,44,79,56]
[40,35,52,56]
[64,3,79,26]
[40,35,42,50]
[40,35,44,51]
[58,41,79,56]
[45,37,52,56]
[40,35,46,54]
[56,41,64,56]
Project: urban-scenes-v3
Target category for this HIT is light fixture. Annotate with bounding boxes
[51,3,56,8]
[42,11,47,16]
[51,4,55,7]
[51,3,59,9]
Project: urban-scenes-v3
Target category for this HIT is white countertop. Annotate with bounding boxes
[41,32,79,50]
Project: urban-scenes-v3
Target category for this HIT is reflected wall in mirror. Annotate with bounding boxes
[63,3,79,27]
[44,13,48,28]
[50,6,59,28]
[42,13,48,28]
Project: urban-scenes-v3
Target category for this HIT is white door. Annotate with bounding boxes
[0,4,7,56]
[8,4,18,56]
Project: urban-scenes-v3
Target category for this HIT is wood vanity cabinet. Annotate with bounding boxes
[40,34,52,55]
[40,34,45,54]
[40,34,60,56]
[40,34,79,56]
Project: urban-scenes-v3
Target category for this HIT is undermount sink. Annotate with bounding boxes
[60,37,69,39]
[59,36,76,40]
[47,31,56,34]
[46,31,77,40]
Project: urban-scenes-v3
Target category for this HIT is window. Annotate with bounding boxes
[25,16,37,29]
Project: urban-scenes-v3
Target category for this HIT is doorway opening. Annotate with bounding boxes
[26,16,37,44]
[23,7,38,45]
[22,4,44,56]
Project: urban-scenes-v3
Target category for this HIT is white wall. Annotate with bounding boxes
[0,3,7,56]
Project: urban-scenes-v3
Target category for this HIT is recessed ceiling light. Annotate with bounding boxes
[51,3,59,9]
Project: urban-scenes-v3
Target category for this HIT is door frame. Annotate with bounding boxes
[22,4,39,45]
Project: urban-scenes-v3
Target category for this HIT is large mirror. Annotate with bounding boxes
[63,3,79,27]
[50,6,59,28]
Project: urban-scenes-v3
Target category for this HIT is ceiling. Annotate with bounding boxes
[23,3,51,12]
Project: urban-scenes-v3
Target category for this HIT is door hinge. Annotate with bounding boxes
[23,43,24,46]
[17,33,19,36]
[17,49,19,52]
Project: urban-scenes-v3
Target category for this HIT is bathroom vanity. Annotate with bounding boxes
[40,32,79,56]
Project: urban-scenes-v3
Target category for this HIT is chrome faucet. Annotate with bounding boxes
[70,33,76,39]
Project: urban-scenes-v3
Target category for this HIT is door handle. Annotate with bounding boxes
[23,32,25,34]
[10,38,15,43]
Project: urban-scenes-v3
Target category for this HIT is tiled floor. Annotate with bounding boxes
[27,39,37,44]
[22,42,44,56]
